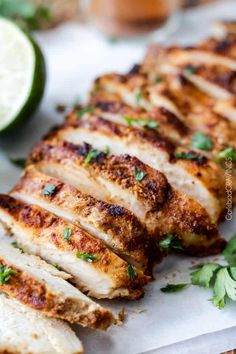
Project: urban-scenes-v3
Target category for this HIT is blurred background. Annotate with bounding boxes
[0,0,219,37]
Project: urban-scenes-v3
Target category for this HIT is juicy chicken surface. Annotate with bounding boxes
[49,117,226,223]
[11,165,152,271]
[0,294,84,354]
[27,139,225,256]
[0,240,114,329]
[0,195,149,300]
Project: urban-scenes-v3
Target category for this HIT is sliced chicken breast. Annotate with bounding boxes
[198,34,236,61]
[0,239,114,329]
[0,293,83,354]
[28,139,225,256]
[50,117,226,223]
[11,165,152,271]
[0,195,149,300]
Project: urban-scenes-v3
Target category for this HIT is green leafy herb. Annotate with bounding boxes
[216,147,236,162]
[155,76,162,84]
[83,148,103,166]
[77,105,94,119]
[175,151,205,163]
[43,184,56,196]
[212,267,236,309]
[127,264,137,280]
[159,234,183,252]
[76,252,99,263]
[191,263,220,288]
[161,283,189,293]
[11,241,24,254]
[134,169,146,181]
[63,227,72,241]
[0,264,17,285]
[184,65,197,75]
[0,0,52,31]
[191,132,212,151]
[223,234,236,266]
[10,158,26,168]
[124,115,159,129]
[135,90,143,105]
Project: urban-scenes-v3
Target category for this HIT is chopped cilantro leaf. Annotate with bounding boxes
[191,132,212,151]
[63,227,72,241]
[134,169,146,181]
[184,65,196,75]
[0,264,17,285]
[175,151,205,163]
[83,148,103,166]
[76,252,99,263]
[135,90,143,105]
[216,147,236,162]
[159,234,183,252]
[127,265,137,280]
[77,106,94,119]
[10,158,26,168]
[191,263,220,288]
[123,115,159,129]
[43,184,56,196]
[161,283,189,293]
[212,267,236,309]
[11,241,24,254]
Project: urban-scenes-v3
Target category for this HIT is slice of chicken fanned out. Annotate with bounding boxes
[28,139,225,256]
[0,240,114,329]
[143,44,236,100]
[0,195,149,300]
[51,117,226,223]
[11,165,152,271]
[87,90,190,146]
[0,294,83,354]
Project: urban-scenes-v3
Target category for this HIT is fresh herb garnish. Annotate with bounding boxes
[43,184,56,196]
[223,235,236,266]
[159,234,183,252]
[11,241,24,254]
[134,169,146,181]
[63,227,72,241]
[83,148,103,166]
[216,147,236,162]
[175,151,205,163]
[161,283,189,293]
[127,264,137,280]
[0,264,17,285]
[0,0,52,31]
[77,106,94,119]
[135,90,143,105]
[76,252,99,263]
[184,65,197,75]
[124,115,159,129]
[155,76,162,84]
[10,158,26,168]
[161,234,236,309]
[191,132,212,151]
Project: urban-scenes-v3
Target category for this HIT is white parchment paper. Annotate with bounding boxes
[0,1,236,353]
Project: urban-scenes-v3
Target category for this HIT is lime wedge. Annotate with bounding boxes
[0,17,46,133]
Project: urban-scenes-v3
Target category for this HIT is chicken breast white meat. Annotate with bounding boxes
[0,293,83,354]
[50,116,226,223]
[11,165,153,271]
[27,139,225,256]
[0,239,114,329]
[0,194,149,300]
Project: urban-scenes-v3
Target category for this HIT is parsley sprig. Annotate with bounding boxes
[161,234,236,309]
[124,115,159,129]
[0,264,17,285]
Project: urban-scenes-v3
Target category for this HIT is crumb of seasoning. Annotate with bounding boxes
[55,104,67,113]
[132,306,146,314]
[117,307,126,325]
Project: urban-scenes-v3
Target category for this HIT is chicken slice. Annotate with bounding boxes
[0,195,149,300]
[0,239,114,329]
[143,44,236,100]
[28,139,225,256]
[50,117,226,223]
[198,34,236,61]
[11,165,151,271]
[0,293,83,354]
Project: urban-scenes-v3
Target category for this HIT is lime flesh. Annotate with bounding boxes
[0,17,46,133]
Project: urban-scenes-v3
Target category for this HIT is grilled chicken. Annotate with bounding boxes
[0,294,83,354]
[11,165,151,271]
[49,117,226,223]
[27,139,225,256]
[0,195,149,300]
[0,240,114,329]
[143,44,236,100]
[198,34,236,61]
